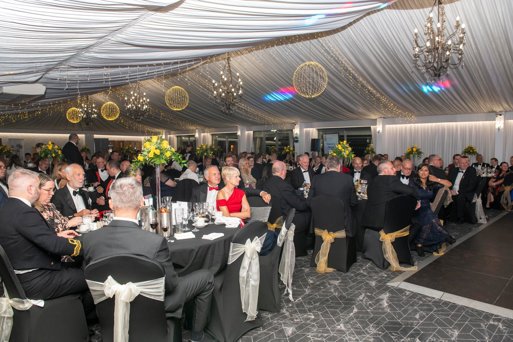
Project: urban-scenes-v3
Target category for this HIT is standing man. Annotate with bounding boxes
[290,154,315,190]
[62,133,83,166]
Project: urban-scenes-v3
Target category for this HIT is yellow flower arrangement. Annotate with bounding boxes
[196,144,217,158]
[405,144,423,158]
[133,136,186,168]
[462,145,478,156]
[364,143,375,156]
[329,140,355,161]
[39,141,63,160]
[0,144,12,157]
[282,145,294,155]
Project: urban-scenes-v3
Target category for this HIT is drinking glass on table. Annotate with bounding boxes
[148,208,158,233]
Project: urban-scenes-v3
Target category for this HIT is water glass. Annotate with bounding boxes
[148,208,158,233]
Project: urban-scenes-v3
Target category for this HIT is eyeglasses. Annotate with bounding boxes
[41,188,55,193]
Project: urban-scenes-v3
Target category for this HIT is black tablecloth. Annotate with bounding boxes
[168,224,238,276]
[352,199,367,252]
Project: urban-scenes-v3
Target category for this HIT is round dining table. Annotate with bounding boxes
[168,223,238,276]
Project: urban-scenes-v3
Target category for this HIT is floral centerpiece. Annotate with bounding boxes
[0,144,12,157]
[80,146,91,154]
[329,140,354,164]
[405,144,423,159]
[39,141,63,161]
[364,143,375,156]
[196,144,217,159]
[462,145,478,156]
[282,145,294,156]
[120,145,138,159]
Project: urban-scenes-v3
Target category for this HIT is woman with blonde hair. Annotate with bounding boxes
[239,157,257,189]
[52,161,68,189]
[216,166,251,220]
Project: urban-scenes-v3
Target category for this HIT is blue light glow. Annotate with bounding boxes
[263,86,297,102]
[420,80,452,94]
[304,14,326,26]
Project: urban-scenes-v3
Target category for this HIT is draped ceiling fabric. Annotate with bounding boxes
[0,0,512,133]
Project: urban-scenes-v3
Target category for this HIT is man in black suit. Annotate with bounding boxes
[52,164,98,218]
[251,153,264,181]
[263,161,310,256]
[361,154,381,182]
[396,159,414,187]
[471,154,490,169]
[30,158,50,175]
[290,154,315,190]
[62,133,83,166]
[308,156,357,235]
[448,155,479,223]
[428,154,448,180]
[82,177,213,342]
[363,161,419,230]
[0,169,86,300]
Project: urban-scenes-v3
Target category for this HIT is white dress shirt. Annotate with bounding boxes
[453,169,465,192]
[301,168,311,185]
[353,170,361,183]
[206,184,218,209]
[67,184,86,212]
[98,168,109,182]
[399,173,410,185]
[178,169,199,183]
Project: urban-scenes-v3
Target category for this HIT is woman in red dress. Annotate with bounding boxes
[216,166,251,220]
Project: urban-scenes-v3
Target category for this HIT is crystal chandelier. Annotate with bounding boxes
[212,57,243,113]
[413,0,466,79]
[78,95,98,125]
[124,83,150,121]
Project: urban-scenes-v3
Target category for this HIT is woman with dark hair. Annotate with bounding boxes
[6,154,23,178]
[486,162,510,209]
[411,164,455,256]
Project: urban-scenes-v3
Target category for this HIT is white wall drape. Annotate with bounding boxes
[383,122,496,165]
[503,115,513,162]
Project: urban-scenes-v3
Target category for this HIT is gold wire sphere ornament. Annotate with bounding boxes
[292,61,328,99]
[66,107,82,124]
[165,86,189,111]
[101,101,120,121]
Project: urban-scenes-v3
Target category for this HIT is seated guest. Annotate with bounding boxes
[448,155,479,223]
[411,165,455,256]
[23,152,33,168]
[361,154,381,181]
[224,154,236,167]
[82,177,214,342]
[290,154,315,190]
[472,154,490,169]
[52,161,68,189]
[178,160,199,183]
[447,154,461,175]
[216,166,251,220]
[0,169,86,302]
[350,157,365,184]
[312,156,325,175]
[396,159,414,186]
[86,155,109,185]
[191,166,221,208]
[308,156,357,235]
[486,162,510,209]
[6,154,24,178]
[239,157,257,188]
[35,173,83,232]
[120,159,131,177]
[428,154,448,181]
[362,161,419,230]
[263,161,310,256]
[52,163,98,218]
[392,157,402,173]
[0,158,8,208]
[30,157,50,175]
[490,157,499,172]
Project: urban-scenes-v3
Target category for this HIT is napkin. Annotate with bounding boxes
[174,232,196,240]
[202,232,225,240]
[215,216,242,228]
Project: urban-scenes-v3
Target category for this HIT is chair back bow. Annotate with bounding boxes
[501,185,512,211]
[379,226,417,272]
[86,275,165,342]
[277,222,296,301]
[0,293,43,342]
[314,228,346,273]
[267,216,283,231]
[228,234,266,321]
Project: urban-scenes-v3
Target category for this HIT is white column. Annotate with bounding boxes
[375,117,385,154]
[169,135,177,149]
[84,133,95,154]
[494,113,505,161]
[237,126,247,152]
[245,130,254,152]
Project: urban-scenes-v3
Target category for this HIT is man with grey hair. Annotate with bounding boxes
[396,159,414,186]
[290,154,315,190]
[178,159,199,183]
[0,168,86,300]
[363,161,419,230]
[82,177,214,342]
[308,156,357,235]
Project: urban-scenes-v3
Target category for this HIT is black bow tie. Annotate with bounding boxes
[401,175,409,180]
[459,170,464,173]
[354,171,361,174]
[303,170,308,173]
[72,190,80,196]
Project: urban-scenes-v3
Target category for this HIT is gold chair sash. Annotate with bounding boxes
[379,226,417,272]
[501,186,512,211]
[314,228,346,274]
[267,216,284,231]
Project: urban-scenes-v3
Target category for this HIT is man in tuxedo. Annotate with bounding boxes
[263,161,310,256]
[251,153,264,181]
[62,133,83,165]
[362,161,419,230]
[350,157,366,184]
[490,158,499,172]
[30,158,50,175]
[82,177,213,342]
[396,159,414,186]
[448,155,479,223]
[428,154,448,180]
[52,164,98,218]
[471,154,490,169]
[290,154,315,190]
[0,169,86,300]
[308,156,357,235]
[447,154,461,175]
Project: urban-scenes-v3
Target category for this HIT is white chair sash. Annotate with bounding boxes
[227,234,266,321]
[86,275,165,342]
[0,289,43,342]
[473,194,487,224]
[277,222,295,301]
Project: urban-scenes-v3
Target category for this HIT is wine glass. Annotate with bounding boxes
[148,209,158,233]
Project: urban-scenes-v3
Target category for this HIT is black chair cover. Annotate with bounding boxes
[206,221,267,342]
[173,179,199,202]
[363,195,417,269]
[247,195,267,207]
[84,254,180,342]
[309,196,356,272]
[0,245,88,342]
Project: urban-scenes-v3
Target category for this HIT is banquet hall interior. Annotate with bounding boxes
[1,0,513,341]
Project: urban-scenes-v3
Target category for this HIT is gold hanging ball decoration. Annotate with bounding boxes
[165,86,189,111]
[101,101,120,121]
[292,61,328,99]
[66,107,82,124]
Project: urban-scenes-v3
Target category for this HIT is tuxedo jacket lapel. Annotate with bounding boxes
[64,189,78,213]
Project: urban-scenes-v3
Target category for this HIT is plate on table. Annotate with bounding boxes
[193,221,208,228]
[76,224,90,233]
